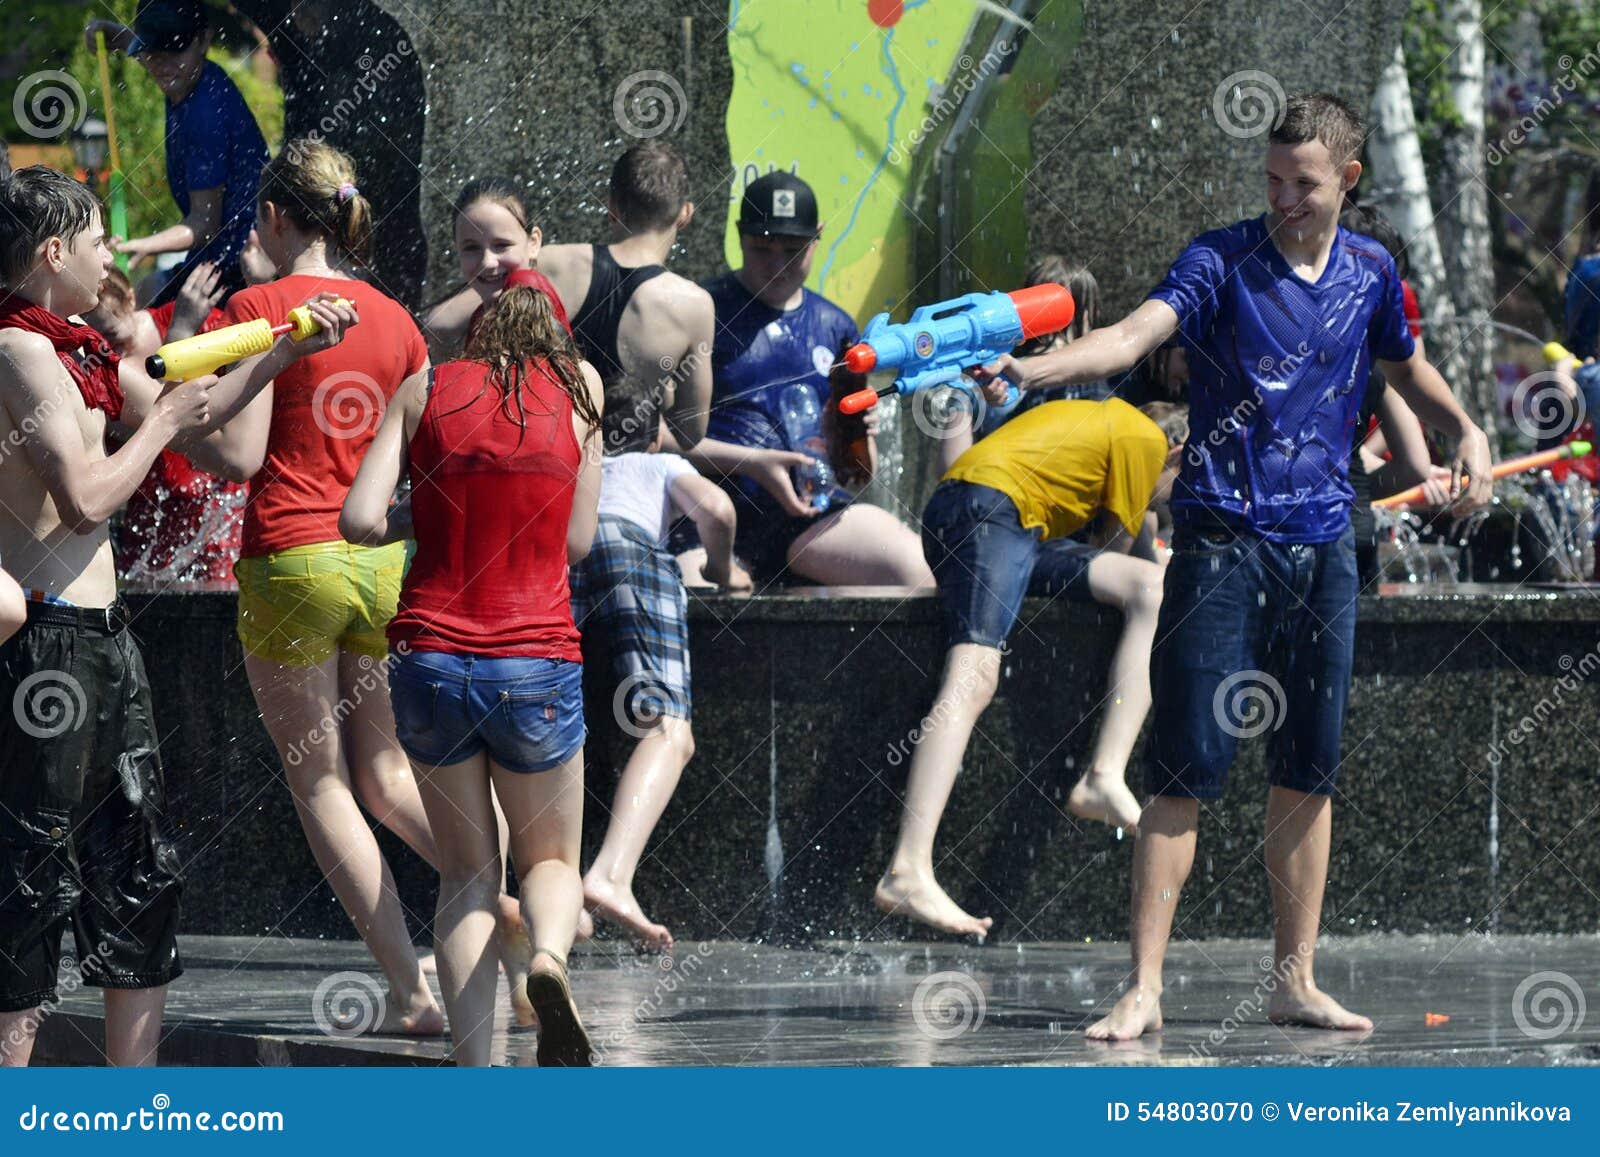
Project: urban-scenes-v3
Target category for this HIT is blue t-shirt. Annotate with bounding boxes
[1564,253,1600,360]
[702,272,859,514]
[165,62,268,276]
[1148,216,1416,543]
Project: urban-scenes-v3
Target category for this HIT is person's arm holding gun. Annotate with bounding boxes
[972,300,1180,403]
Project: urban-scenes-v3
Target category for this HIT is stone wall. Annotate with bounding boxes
[128,589,1600,946]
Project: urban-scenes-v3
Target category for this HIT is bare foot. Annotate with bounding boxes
[339,994,446,1037]
[576,907,594,942]
[496,895,536,1028]
[583,874,673,952]
[1267,984,1373,1031]
[1085,984,1163,1041]
[873,869,993,939]
[1068,770,1143,833]
[418,952,436,975]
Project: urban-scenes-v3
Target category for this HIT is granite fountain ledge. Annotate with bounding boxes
[121,587,1600,945]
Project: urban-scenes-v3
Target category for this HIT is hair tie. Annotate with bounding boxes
[337,183,359,204]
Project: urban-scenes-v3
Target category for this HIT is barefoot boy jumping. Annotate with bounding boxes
[976,94,1492,1037]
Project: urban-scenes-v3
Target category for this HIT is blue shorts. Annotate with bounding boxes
[388,650,585,773]
[921,480,1098,650]
[1146,523,1358,800]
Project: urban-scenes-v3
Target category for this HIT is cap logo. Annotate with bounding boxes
[772,189,797,218]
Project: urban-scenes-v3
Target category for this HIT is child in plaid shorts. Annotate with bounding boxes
[570,376,750,950]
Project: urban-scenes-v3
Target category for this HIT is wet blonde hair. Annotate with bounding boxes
[258,138,373,263]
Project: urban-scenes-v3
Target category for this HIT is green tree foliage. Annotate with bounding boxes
[4,0,281,240]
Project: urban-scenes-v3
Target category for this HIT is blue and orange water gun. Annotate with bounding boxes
[837,284,1076,415]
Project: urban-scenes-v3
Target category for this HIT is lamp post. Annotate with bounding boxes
[71,117,109,187]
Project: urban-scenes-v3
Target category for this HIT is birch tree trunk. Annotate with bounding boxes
[1367,43,1472,406]
[1436,0,1499,439]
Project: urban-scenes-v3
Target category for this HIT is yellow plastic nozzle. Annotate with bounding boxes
[1544,341,1576,365]
[145,318,277,381]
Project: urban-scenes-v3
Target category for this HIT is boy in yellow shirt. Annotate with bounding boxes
[875,398,1185,937]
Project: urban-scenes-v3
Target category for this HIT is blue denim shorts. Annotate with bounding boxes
[1147,523,1358,800]
[921,480,1098,649]
[388,650,585,773]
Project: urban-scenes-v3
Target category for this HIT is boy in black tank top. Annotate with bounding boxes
[539,143,715,450]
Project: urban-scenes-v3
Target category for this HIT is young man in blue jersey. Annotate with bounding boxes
[86,1,268,306]
[978,93,1492,1040]
[680,172,932,587]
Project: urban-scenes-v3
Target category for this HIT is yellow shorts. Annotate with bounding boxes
[235,540,407,667]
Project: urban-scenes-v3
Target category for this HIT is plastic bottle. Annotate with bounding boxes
[779,383,835,512]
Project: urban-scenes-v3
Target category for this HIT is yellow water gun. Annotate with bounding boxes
[145,300,353,381]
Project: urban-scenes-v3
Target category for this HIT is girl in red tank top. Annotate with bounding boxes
[343,281,603,1066]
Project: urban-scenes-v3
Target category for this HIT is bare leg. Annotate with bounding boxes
[1069,553,1164,832]
[411,752,502,1066]
[103,987,165,1066]
[339,652,438,861]
[583,716,693,951]
[1086,795,1198,1040]
[0,1008,40,1067]
[787,504,935,587]
[674,547,709,586]
[874,643,999,937]
[1263,786,1372,1030]
[245,653,442,1035]
[493,750,590,1065]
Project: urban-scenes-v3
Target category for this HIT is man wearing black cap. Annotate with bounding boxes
[538,141,715,450]
[674,171,932,588]
[85,1,267,307]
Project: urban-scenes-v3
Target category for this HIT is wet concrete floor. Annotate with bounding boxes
[38,933,1600,1066]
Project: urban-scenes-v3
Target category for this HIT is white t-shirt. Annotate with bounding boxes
[599,452,697,544]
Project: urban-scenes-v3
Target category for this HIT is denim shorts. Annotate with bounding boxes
[921,480,1098,650]
[1147,523,1358,800]
[388,650,585,773]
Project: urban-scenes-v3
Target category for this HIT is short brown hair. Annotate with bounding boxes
[1139,401,1189,448]
[1269,92,1364,167]
[609,142,689,232]
[0,166,102,286]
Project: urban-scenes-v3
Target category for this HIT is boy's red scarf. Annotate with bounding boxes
[0,292,125,420]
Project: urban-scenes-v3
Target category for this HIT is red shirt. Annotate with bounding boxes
[115,304,247,583]
[388,359,583,659]
[223,275,428,557]
[1401,280,1422,340]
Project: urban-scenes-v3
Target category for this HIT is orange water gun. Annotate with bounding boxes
[1373,441,1594,509]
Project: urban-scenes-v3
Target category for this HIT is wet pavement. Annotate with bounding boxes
[38,933,1600,1066]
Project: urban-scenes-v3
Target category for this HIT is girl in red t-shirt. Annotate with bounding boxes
[418,177,569,361]
[217,139,458,1036]
[343,282,603,1066]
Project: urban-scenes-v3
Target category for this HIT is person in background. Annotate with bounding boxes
[679,172,931,588]
[1564,172,1600,361]
[571,374,749,951]
[86,0,268,306]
